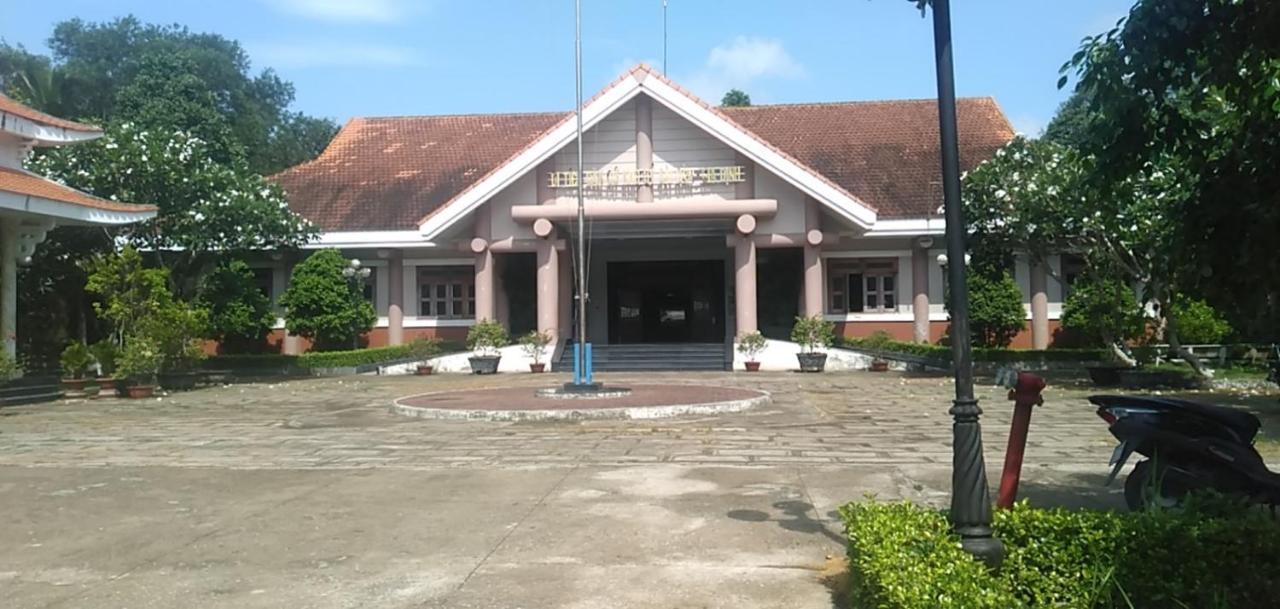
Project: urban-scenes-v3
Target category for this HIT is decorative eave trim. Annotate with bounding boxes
[0,111,102,146]
[418,66,878,240]
[861,217,947,238]
[0,191,156,225]
[307,230,437,249]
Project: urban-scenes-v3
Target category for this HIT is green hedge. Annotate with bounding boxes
[205,340,465,372]
[840,499,1280,609]
[838,336,1105,362]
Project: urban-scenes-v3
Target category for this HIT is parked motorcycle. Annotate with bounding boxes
[1088,394,1280,511]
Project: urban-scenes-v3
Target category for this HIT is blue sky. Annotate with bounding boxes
[2,0,1132,134]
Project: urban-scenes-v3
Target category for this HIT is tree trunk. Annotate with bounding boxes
[1160,294,1210,379]
[1108,342,1137,367]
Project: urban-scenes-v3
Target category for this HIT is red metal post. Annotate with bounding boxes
[996,372,1046,509]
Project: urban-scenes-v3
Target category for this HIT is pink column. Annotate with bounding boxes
[912,247,930,343]
[734,236,758,335]
[281,258,302,354]
[635,96,653,203]
[473,206,495,321]
[387,253,404,345]
[1030,260,1049,349]
[802,199,824,317]
[537,240,559,339]
[494,254,509,328]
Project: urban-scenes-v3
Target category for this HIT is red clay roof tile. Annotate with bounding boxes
[0,94,102,133]
[0,165,155,213]
[273,91,1013,231]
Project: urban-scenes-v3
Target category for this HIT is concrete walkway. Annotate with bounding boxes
[1,371,1124,608]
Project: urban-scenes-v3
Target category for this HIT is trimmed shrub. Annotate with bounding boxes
[278,249,376,351]
[197,260,276,352]
[840,499,1280,609]
[1170,298,1233,344]
[840,335,1105,363]
[60,342,95,379]
[1061,279,1147,347]
[204,341,464,372]
[965,272,1027,348]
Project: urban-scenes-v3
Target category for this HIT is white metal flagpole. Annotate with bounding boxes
[574,0,589,385]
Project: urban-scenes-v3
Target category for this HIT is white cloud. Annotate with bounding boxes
[680,37,805,102]
[251,42,421,69]
[262,0,421,23]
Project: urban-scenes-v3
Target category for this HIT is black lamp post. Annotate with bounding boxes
[925,0,1004,567]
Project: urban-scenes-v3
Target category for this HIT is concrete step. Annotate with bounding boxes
[554,342,731,372]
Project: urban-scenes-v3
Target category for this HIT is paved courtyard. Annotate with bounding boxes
[1,371,1126,609]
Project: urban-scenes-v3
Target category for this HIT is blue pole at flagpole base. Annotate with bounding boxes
[585,343,593,384]
[573,343,581,385]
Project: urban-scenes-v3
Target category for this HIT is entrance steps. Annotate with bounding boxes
[554,342,731,372]
[0,375,65,407]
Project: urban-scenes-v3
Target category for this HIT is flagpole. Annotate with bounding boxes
[574,0,589,385]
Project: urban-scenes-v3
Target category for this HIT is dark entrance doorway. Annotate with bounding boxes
[607,260,725,344]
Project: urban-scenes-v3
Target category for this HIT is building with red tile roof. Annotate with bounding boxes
[266,65,1062,365]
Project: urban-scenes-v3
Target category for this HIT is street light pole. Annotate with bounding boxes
[928,0,1003,568]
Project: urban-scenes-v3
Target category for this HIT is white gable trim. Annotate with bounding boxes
[418,68,877,240]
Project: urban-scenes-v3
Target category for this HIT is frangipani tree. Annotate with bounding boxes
[963,137,1205,372]
[29,122,317,294]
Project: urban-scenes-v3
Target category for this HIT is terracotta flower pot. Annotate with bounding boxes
[870,360,889,372]
[744,361,761,372]
[529,363,546,373]
[61,378,91,393]
[126,384,156,399]
[415,364,434,376]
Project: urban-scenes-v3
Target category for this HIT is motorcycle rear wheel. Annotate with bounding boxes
[1124,460,1190,511]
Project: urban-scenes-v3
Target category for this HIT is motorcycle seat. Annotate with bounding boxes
[1089,395,1261,442]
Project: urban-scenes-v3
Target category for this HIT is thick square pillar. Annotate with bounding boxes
[0,220,18,359]
[912,246,931,343]
[536,240,559,339]
[387,253,404,346]
[1030,260,1050,350]
[734,236,757,335]
[474,250,495,322]
[802,198,824,317]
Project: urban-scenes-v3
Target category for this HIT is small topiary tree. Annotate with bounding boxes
[467,319,509,357]
[519,330,554,365]
[1062,277,1147,362]
[949,272,1026,348]
[278,249,376,351]
[196,260,276,353]
[790,315,835,353]
[736,331,768,363]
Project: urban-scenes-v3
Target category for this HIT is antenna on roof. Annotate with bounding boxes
[662,0,669,74]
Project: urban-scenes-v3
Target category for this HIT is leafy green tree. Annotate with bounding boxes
[6,16,338,175]
[84,246,174,345]
[721,89,751,107]
[196,260,276,353]
[1061,277,1147,357]
[29,122,318,294]
[1063,0,1280,341]
[1169,298,1232,345]
[278,249,375,351]
[1041,89,1096,151]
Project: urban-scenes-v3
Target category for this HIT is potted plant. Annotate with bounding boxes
[737,331,767,372]
[520,330,554,373]
[89,340,120,394]
[60,342,96,395]
[409,337,441,375]
[117,338,161,398]
[148,303,209,391]
[791,315,835,373]
[861,330,892,372]
[466,319,508,374]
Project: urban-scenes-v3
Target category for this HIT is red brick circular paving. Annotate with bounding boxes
[393,384,771,420]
